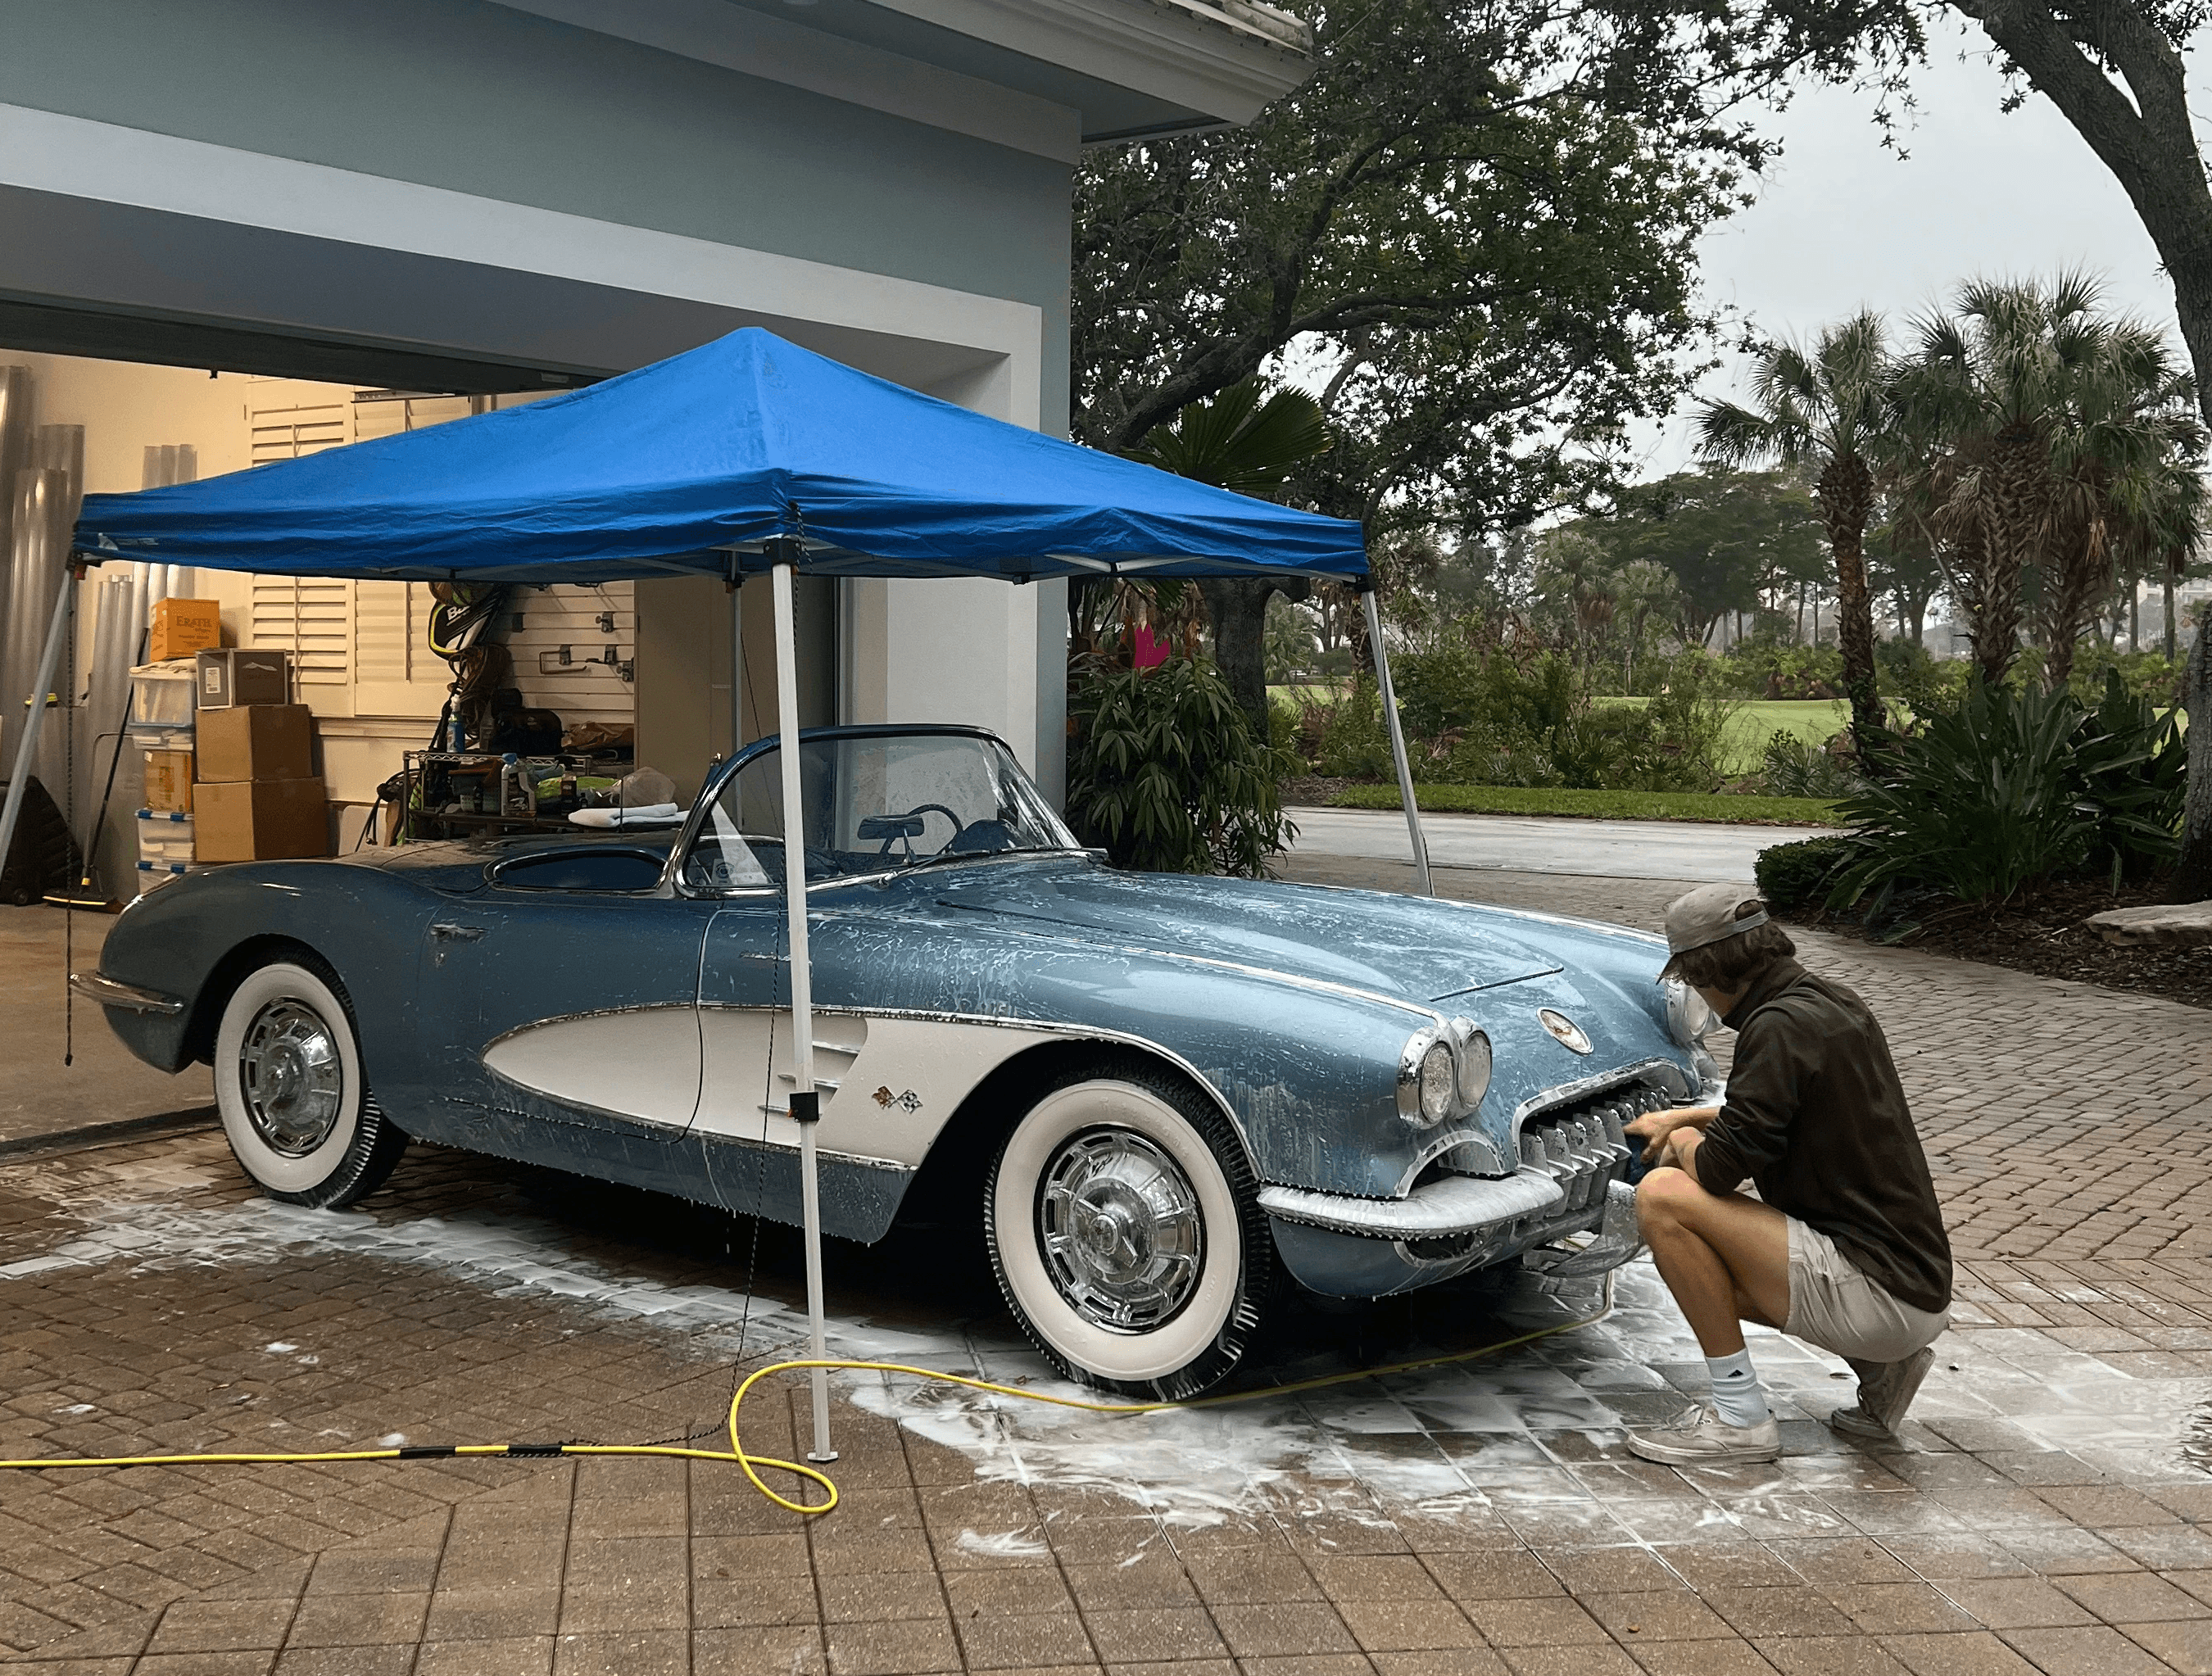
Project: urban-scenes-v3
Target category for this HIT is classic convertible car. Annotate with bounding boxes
[79,724,1720,1397]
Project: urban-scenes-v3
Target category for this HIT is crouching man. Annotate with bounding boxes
[1622,884,1951,1466]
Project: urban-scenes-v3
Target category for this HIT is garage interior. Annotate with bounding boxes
[0,329,841,905]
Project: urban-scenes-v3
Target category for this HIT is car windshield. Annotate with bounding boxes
[682,732,1079,889]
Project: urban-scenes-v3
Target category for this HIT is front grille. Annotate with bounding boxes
[1516,1080,1672,1225]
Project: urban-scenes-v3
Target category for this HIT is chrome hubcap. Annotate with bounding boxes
[1036,1127,1203,1332]
[238,1000,344,1157]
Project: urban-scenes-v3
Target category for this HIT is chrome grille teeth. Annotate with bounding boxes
[1521,1080,1660,1218]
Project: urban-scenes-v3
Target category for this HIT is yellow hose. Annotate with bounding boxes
[0,1275,1616,1516]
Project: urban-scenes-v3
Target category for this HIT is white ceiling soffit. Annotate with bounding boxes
[868,0,1315,130]
[492,0,1084,162]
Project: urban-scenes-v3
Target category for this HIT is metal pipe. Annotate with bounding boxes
[0,563,75,892]
[1362,584,1431,896]
[773,557,836,1465]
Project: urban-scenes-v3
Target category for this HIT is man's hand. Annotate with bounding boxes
[1625,1104,1720,1163]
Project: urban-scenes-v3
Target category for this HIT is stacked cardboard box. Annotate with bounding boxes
[194,702,330,862]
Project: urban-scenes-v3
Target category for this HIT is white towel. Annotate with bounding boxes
[568,804,682,828]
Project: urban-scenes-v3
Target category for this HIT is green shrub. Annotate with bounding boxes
[1720,641,1847,699]
[1067,655,1293,876]
[1827,672,2185,911]
[1760,729,1862,799]
[1314,678,1396,779]
[1755,836,1856,912]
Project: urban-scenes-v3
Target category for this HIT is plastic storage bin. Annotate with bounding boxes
[128,661,197,734]
[135,807,198,894]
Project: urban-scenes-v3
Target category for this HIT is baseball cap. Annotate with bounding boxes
[1658,883,1768,981]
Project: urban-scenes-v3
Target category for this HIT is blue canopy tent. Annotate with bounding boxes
[11,327,1434,1457]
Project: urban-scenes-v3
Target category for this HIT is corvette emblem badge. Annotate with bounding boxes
[1538,1008,1592,1054]
[873,1086,922,1112]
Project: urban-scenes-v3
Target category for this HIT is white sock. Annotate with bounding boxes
[1705,1349,1770,1429]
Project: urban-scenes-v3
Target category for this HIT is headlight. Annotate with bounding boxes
[1664,979,1716,1047]
[1451,1021,1493,1108]
[1397,1020,1492,1128]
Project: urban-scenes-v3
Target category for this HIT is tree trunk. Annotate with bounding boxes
[2167,577,2179,660]
[1197,577,1303,742]
[1819,460,1885,757]
[2178,618,2212,901]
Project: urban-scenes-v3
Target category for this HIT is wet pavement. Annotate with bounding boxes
[0,861,2208,1673]
[0,904,211,1146]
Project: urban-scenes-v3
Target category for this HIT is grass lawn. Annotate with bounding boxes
[1327,782,1843,826]
[1595,695,1849,775]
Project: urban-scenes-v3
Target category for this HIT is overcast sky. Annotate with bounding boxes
[1627,16,2205,479]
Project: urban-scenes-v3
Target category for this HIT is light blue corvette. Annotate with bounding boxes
[79,724,1720,1397]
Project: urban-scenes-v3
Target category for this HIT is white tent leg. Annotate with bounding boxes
[773,559,836,1465]
[731,577,745,756]
[1362,585,1431,897]
[0,564,76,890]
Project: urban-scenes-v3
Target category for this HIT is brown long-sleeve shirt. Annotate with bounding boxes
[1691,958,1952,1315]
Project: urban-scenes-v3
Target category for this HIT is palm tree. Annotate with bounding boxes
[1697,311,1892,757]
[1895,275,2107,686]
[2042,333,2205,688]
[1126,378,1330,735]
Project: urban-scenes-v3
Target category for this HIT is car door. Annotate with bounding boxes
[412,846,714,1141]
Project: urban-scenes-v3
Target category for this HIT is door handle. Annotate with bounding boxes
[429,922,486,942]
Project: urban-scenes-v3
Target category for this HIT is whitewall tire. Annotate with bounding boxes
[986,1062,1272,1400]
[213,958,407,1207]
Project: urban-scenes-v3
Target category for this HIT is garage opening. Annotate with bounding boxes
[0,338,831,903]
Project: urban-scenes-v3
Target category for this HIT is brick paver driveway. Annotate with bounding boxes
[0,858,2208,1675]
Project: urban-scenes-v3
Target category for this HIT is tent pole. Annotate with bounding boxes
[0,561,78,890]
[730,576,745,756]
[1361,582,1431,897]
[773,556,836,1465]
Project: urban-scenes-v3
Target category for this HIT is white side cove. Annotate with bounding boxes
[485,1006,1089,1164]
[4,1162,2206,1523]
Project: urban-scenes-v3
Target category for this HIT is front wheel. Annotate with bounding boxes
[986,1062,1271,1401]
[213,958,407,1207]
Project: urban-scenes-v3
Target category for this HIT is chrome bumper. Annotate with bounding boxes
[1260,1168,1566,1240]
[68,972,184,1015]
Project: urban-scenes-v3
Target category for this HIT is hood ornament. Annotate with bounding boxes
[1538,1008,1592,1054]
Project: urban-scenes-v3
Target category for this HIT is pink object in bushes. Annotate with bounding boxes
[1132,624,1172,669]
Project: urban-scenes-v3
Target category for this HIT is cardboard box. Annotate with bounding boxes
[196,647,290,709]
[196,704,313,783]
[193,778,329,861]
[143,748,195,814]
[147,598,220,663]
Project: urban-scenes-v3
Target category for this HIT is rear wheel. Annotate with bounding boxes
[986,1062,1271,1400]
[213,958,406,1207]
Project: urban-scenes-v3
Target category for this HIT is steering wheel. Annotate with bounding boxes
[877,803,967,858]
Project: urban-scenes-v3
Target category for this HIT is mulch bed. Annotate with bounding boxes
[1282,775,1356,805]
[1786,876,2212,1011]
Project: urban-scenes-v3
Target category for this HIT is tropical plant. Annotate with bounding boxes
[1825,674,2185,914]
[1760,729,1864,799]
[1697,310,1893,759]
[1066,655,1292,877]
[1122,378,1331,736]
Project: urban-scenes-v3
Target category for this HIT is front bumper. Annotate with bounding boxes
[1260,1078,1665,1298]
[68,971,184,1014]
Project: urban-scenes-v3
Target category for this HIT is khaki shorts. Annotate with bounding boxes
[1784,1217,1949,1364]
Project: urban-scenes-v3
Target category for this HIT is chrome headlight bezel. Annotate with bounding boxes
[1395,1017,1494,1129]
[1663,979,1716,1049]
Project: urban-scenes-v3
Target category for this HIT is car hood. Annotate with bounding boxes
[922,864,1561,1003]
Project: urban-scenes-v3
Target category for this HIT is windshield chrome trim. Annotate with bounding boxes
[665,724,1080,899]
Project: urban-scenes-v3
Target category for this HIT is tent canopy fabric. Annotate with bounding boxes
[74,328,1367,585]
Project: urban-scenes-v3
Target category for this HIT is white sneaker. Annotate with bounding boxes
[1627,1402,1781,1465]
[1828,1346,1934,1440]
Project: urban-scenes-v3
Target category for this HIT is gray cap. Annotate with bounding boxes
[1658,883,1768,981]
